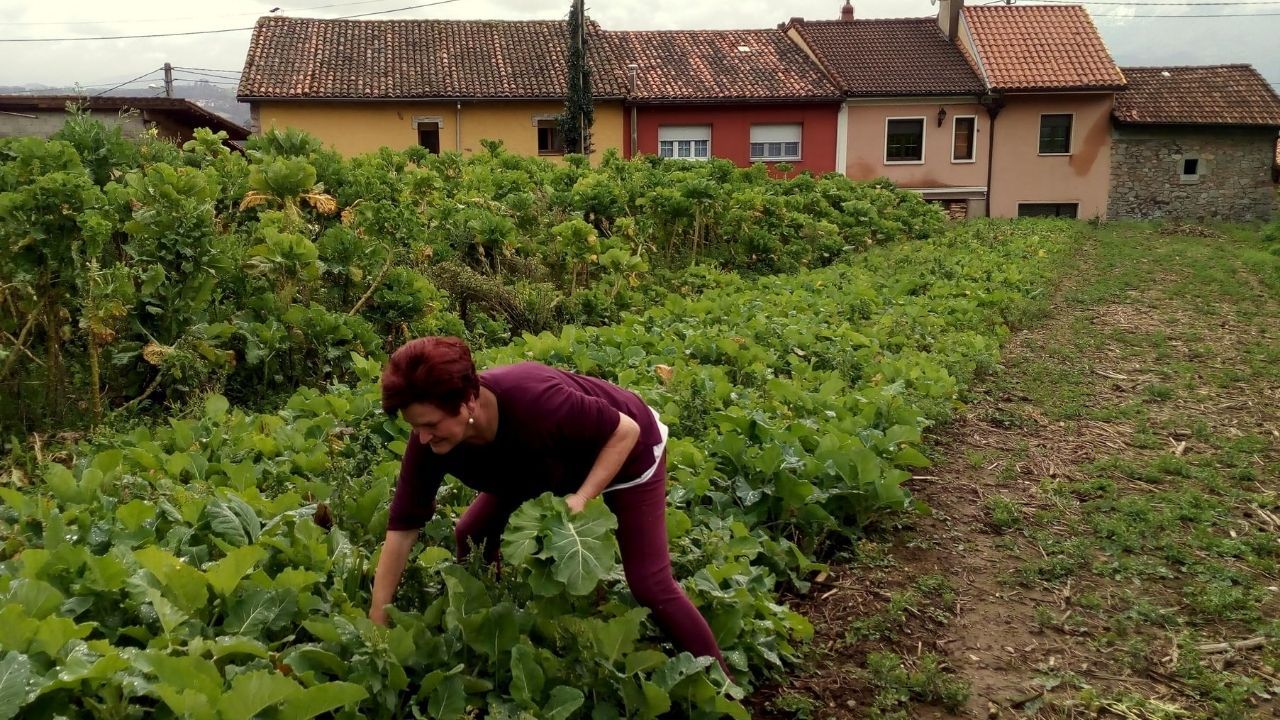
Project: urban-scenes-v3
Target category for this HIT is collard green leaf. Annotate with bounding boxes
[652,652,713,691]
[502,500,545,566]
[204,545,267,597]
[4,578,64,620]
[31,615,92,658]
[216,669,301,720]
[223,588,297,636]
[157,688,217,720]
[133,546,209,614]
[278,681,368,719]
[508,643,544,707]
[0,605,39,653]
[0,652,32,720]
[116,499,157,533]
[543,498,618,595]
[141,651,222,701]
[542,686,585,720]
[441,565,491,629]
[459,602,518,661]
[592,608,647,666]
[427,674,467,719]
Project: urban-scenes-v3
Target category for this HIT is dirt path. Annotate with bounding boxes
[755,224,1280,720]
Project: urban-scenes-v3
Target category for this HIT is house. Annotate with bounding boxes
[236,16,628,160]
[0,95,249,143]
[1110,65,1280,221]
[783,2,990,218]
[598,29,843,174]
[947,0,1126,219]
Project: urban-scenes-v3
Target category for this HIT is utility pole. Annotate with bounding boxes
[163,62,173,98]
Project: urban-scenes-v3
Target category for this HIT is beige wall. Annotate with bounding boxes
[989,93,1114,218]
[844,101,990,190]
[253,100,625,162]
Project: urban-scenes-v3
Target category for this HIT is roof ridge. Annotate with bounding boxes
[1122,63,1255,71]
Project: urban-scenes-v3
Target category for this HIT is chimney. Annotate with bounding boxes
[840,1,854,21]
[938,0,963,40]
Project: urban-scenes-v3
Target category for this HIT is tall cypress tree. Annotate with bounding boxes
[560,0,593,155]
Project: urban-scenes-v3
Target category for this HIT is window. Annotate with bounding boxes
[749,123,802,161]
[418,125,440,154]
[658,125,711,160]
[952,116,976,162]
[537,119,564,155]
[1183,159,1199,175]
[885,118,925,163]
[1180,156,1203,184]
[1018,202,1079,218]
[1039,114,1073,154]
[414,117,443,154]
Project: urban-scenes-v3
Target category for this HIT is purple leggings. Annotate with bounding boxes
[454,458,728,673]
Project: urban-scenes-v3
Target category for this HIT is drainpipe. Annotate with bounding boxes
[627,64,639,158]
[455,101,462,152]
[981,93,1003,218]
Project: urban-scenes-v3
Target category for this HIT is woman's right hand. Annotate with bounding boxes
[369,529,419,627]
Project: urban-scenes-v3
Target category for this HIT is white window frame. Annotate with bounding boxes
[884,116,926,165]
[951,115,977,164]
[1037,112,1074,156]
[658,125,712,161]
[749,123,802,162]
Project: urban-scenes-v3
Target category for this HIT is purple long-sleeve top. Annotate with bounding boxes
[385,362,662,531]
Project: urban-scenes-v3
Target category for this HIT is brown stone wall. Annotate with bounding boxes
[1109,125,1279,221]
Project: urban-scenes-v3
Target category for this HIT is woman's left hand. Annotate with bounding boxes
[565,492,589,514]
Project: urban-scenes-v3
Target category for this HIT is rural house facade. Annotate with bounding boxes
[784,6,991,218]
[951,2,1126,219]
[1110,65,1280,221]
[237,17,628,161]
[601,29,842,174]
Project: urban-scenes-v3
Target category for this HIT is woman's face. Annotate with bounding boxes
[402,400,472,454]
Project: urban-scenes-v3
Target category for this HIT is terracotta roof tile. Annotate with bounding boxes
[1113,65,1280,126]
[791,18,985,97]
[961,5,1125,92]
[239,16,629,99]
[597,29,840,102]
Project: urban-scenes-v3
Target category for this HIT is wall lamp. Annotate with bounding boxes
[937,106,947,127]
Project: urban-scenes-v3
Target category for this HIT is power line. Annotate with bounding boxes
[1092,9,1280,14]
[1037,0,1280,4]
[0,0,464,42]
[172,67,243,75]
[91,67,164,97]
[173,68,244,81]
[6,0,414,25]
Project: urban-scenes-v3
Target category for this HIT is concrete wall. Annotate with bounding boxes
[0,110,148,139]
[989,93,1114,219]
[843,100,990,190]
[1109,125,1279,222]
[252,100,625,161]
[623,103,840,175]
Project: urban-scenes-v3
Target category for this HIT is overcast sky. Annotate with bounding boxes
[2,0,1277,92]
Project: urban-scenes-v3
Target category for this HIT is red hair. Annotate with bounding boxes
[381,337,479,417]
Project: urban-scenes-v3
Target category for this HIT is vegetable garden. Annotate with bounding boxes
[0,114,1079,718]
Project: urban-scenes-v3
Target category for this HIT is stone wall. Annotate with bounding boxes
[1109,125,1279,221]
[0,110,149,140]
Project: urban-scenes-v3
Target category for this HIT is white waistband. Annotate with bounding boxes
[602,406,668,493]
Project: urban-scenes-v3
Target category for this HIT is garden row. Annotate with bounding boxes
[0,219,1079,718]
[0,116,940,438]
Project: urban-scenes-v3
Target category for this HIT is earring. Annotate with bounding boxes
[468,416,474,425]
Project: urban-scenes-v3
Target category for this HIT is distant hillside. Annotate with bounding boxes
[0,80,250,127]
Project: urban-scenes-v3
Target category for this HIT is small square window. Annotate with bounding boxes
[1039,114,1073,154]
[537,120,564,155]
[1183,158,1199,175]
[886,118,924,162]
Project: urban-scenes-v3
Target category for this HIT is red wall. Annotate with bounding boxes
[623,103,840,175]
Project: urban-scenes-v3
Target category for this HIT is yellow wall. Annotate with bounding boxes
[253,100,624,162]
[989,93,1115,219]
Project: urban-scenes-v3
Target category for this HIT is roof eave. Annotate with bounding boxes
[629,96,844,105]
[239,95,628,102]
[1113,118,1280,129]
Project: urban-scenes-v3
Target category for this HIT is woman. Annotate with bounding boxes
[368,336,728,674]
